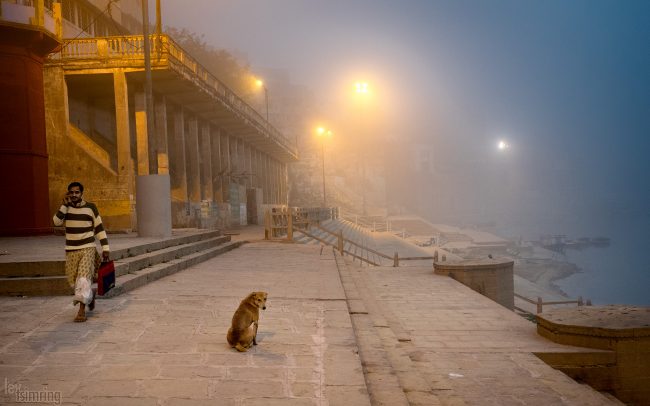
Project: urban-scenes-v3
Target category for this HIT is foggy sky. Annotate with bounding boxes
[158,0,650,237]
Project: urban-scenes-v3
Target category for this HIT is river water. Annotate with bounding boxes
[507,212,650,306]
[556,230,650,306]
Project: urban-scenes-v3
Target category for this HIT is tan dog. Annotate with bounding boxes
[227,291,267,352]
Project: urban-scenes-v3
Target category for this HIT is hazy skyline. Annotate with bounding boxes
[158,0,649,237]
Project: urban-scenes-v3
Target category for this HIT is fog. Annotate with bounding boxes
[158,0,649,243]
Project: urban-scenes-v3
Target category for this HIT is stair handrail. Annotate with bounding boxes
[264,206,339,240]
[514,293,591,314]
[289,217,436,267]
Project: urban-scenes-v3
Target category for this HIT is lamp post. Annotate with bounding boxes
[355,81,369,216]
[316,127,332,207]
[255,79,269,122]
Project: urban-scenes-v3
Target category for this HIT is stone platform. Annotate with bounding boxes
[0,226,626,405]
[537,305,650,404]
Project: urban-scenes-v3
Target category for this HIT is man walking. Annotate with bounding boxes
[53,182,110,322]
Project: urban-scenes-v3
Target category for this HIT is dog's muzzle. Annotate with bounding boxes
[263,305,266,310]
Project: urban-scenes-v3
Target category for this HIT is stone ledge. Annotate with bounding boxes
[538,306,650,340]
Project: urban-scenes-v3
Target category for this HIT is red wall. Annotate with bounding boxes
[0,26,59,235]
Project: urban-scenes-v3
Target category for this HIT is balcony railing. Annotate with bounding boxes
[53,34,296,158]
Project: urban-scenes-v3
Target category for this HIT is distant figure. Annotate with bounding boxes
[53,182,110,322]
[488,254,493,259]
[433,250,439,262]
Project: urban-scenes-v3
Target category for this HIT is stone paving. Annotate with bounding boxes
[0,226,624,405]
[0,241,369,405]
[342,262,621,405]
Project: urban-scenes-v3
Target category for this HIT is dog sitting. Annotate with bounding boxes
[227,291,267,352]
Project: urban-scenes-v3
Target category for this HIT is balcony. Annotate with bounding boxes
[0,0,59,38]
[48,34,298,162]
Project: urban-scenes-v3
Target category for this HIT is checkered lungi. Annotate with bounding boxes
[65,247,101,305]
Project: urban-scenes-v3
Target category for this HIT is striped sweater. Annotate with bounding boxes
[53,201,110,252]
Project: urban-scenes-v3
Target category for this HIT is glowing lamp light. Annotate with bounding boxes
[255,79,264,87]
[355,82,369,94]
[316,127,332,137]
[498,140,509,150]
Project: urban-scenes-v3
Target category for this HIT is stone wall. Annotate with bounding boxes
[434,258,515,310]
[44,67,134,232]
[537,306,650,405]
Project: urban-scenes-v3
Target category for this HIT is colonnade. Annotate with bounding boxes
[112,69,289,227]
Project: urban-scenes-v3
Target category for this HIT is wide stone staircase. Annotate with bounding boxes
[0,230,243,297]
[293,218,457,267]
[293,218,387,265]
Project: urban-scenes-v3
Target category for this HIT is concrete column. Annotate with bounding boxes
[268,158,273,204]
[261,154,268,203]
[239,139,246,186]
[211,128,222,202]
[136,175,171,237]
[170,107,187,203]
[229,135,238,186]
[268,158,275,204]
[239,141,251,189]
[281,162,287,204]
[134,91,150,176]
[220,133,230,202]
[253,150,264,196]
[114,70,132,181]
[278,161,283,204]
[246,144,253,188]
[265,154,272,204]
[44,66,69,223]
[154,95,169,174]
[186,116,200,203]
[276,160,281,204]
[200,122,213,201]
[255,151,264,189]
[113,69,135,230]
[251,148,258,189]
[237,138,244,185]
[274,159,280,204]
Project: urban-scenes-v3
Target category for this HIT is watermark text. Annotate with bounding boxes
[4,378,61,404]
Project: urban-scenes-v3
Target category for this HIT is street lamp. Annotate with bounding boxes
[255,78,269,122]
[316,127,332,207]
[355,81,370,215]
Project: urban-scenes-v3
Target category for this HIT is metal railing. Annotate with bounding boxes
[52,34,296,158]
[339,210,391,233]
[514,293,591,314]
[264,207,339,240]
[266,208,437,267]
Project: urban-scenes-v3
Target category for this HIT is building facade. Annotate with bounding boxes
[0,0,296,235]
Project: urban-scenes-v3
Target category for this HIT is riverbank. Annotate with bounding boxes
[514,254,582,299]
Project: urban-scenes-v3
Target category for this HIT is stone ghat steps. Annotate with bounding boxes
[102,240,244,298]
[0,230,242,297]
[294,219,385,265]
[112,235,231,277]
[333,251,432,405]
